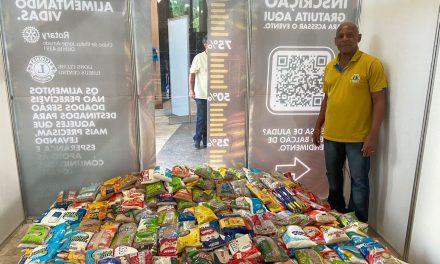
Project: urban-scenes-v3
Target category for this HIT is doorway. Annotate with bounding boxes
[153,0,208,168]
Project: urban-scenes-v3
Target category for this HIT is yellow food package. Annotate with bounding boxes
[218,217,246,230]
[84,201,108,220]
[245,182,272,204]
[194,205,217,225]
[177,227,202,253]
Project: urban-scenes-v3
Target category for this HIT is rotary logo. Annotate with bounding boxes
[22,26,40,43]
[26,56,57,83]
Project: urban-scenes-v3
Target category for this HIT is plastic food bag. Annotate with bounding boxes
[295,249,325,264]
[153,166,173,182]
[76,183,99,203]
[321,226,350,244]
[227,234,261,260]
[111,223,137,248]
[194,205,217,225]
[253,236,289,262]
[165,176,186,193]
[200,220,226,251]
[282,225,317,249]
[308,210,337,224]
[21,225,51,245]
[121,188,144,210]
[145,182,166,199]
[250,214,277,236]
[84,201,108,221]
[303,226,325,244]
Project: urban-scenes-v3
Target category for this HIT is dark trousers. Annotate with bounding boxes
[324,139,370,222]
[193,99,207,145]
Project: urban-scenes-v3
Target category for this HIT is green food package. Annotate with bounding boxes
[21,225,51,245]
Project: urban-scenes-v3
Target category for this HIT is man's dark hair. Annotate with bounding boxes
[202,35,208,45]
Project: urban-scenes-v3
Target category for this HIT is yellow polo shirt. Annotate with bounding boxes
[323,49,387,142]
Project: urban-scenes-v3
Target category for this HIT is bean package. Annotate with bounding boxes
[18,165,402,264]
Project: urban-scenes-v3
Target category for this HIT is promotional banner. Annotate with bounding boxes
[207,0,247,168]
[0,0,138,215]
[248,0,359,197]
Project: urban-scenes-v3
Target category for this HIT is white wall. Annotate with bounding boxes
[408,32,439,263]
[359,0,439,255]
[0,35,25,244]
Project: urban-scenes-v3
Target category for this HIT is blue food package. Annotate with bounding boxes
[333,243,367,263]
[24,242,61,263]
[47,223,68,244]
[62,208,86,225]
[200,220,226,250]
[85,248,114,264]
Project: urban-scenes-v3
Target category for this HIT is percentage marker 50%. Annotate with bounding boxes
[208,138,230,148]
[208,40,232,50]
[208,92,230,102]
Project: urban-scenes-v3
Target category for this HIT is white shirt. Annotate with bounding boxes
[189,51,208,99]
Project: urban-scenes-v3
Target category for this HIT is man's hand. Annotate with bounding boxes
[362,133,378,157]
[312,128,322,146]
[189,90,195,99]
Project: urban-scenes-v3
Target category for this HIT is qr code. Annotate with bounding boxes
[267,47,335,114]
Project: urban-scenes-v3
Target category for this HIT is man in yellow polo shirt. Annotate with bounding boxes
[312,22,387,222]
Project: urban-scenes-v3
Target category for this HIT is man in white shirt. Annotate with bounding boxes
[189,36,208,149]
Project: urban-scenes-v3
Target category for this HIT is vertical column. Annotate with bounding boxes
[207,0,247,168]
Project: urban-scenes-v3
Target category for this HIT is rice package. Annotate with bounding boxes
[194,205,217,224]
[111,223,137,248]
[230,179,252,197]
[75,183,99,203]
[313,245,342,262]
[165,176,186,193]
[134,215,158,248]
[141,169,159,184]
[157,205,178,226]
[302,226,325,244]
[119,173,139,190]
[24,242,61,264]
[308,210,337,224]
[61,208,86,225]
[153,166,173,182]
[171,165,191,178]
[177,227,201,252]
[21,225,51,246]
[77,219,101,233]
[200,220,226,251]
[86,222,119,250]
[227,234,261,260]
[295,249,325,264]
[345,225,369,244]
[85,248,114,264]
[127,250,154,263]
[113,245,138,257]
[145,182,166,199]
[158,226,179,257]
[59,231,94,252]
[282,225,316,249]
[213,247,232,264]
[54,190,76,209]
[121,188,144,210]
[321,226,350,244]
[253,236,289,262]
[36,208,66,227]
[249,214,277,236]
[173,188,193,202]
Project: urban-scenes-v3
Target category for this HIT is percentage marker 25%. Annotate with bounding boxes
[208,138,230,148]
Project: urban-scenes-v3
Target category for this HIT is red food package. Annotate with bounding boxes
[159,238,178,257]
[228,259,260,264]
[303,226,325,244]
[275,238,290,256]
[250,214,277,236]
[128,250,154,264]
[228,234,261,260]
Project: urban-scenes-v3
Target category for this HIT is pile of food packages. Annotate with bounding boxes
[18,165,403,264]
